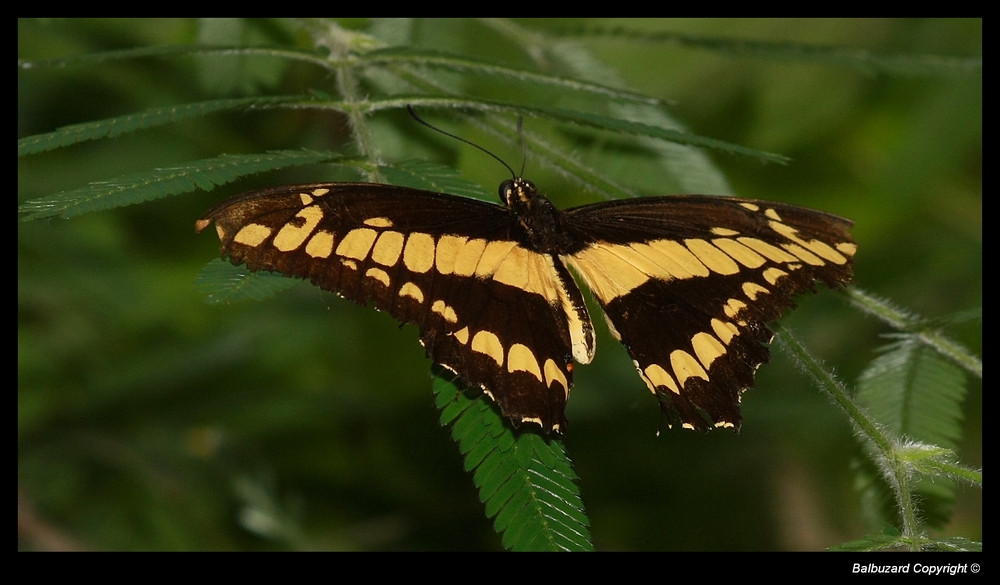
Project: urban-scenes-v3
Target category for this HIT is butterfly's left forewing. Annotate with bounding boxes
[197,183,585,433]
[562,195,856,430]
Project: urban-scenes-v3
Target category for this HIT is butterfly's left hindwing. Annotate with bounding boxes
[197,183,588,434]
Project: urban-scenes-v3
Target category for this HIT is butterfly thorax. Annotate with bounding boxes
[501,178,576,255]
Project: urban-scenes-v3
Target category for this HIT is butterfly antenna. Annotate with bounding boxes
[407,105,517,180]
[517,117,527,179]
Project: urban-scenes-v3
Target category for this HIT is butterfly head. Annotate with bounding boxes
[500,178,541,209]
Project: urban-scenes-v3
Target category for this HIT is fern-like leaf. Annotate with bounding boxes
[18,150,353,221]
[856,338,968,529]
[858,338,966,449]
[380,160,493,201]
[433,370,593,552]
[544,25,983,76]
[17,96,311,156]
[360,47,663,105]
[399,97,790,164]
[195,258,300,304]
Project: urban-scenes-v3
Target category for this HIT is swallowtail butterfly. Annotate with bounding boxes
[197,168,855,435]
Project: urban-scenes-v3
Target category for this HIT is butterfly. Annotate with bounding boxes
[196,173,855,435]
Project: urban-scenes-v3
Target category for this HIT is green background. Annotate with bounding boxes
[18,19,981,550]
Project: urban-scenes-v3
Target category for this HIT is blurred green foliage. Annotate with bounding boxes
[18,18,980,550]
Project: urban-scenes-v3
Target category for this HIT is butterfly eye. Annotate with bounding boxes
[498,179,514,205]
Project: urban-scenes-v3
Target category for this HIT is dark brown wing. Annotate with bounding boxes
[196,183,586,434]
[562,195,856,430]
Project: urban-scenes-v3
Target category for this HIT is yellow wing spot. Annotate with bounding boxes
[710,227,740,237]
[365,267,390,287]
[543,359,569,397]
[311,188,330,196]
[335,228,378,261]
[711,318,739,345]
[724,298,748,319]
[647,239,710,278]
[737,237,799,263]
[805,240,847,264]
[670,350,709,387]
[641,362,681,395]
[617,242,682,281]
[475,240,518,278]
[398,282,424,303]
[691,332,727,370]
[453,238,488,276]
[234,223,273,247]
[567,245,651,303]
[492,246,562,302]
[492,245,532,290]
[519,250,563,300]
[371,231,405,267]
[685,239,740,275]
[712,238,766,268]
[340,258,358,271]
[549,255,595,364]
[715,421,736,429]
[507,344,543,382]
[435,235,467,275]
[471,331,504,367]
[769,221,849,264]
[431,300,459,324]
[764,208,783,221]
[762,267,788,285]
[742,282,770,301]
[837,242,858,257]
[363,217,393,228]
[451,326,470,345]
[740,202,760,212]
[403,233,436,273]
[520,416,545,428]
[274,206,324,252]
[635,360,655,393]
[299,193,314,206]
[607,244,673,282]
[781,243,825,266]
[305,230,335,258]
[605,242,683,281]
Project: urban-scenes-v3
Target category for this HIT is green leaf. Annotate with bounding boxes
[544,26,983,76]
[195,258,300,304]
[361,47,663,105]
[18,150,354,221]
[858,338,966,450]
[432,373,593,551]
[856,338,968,528]
[18,96,311,156]
[380,160,493,200]
[829,533,908,552]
